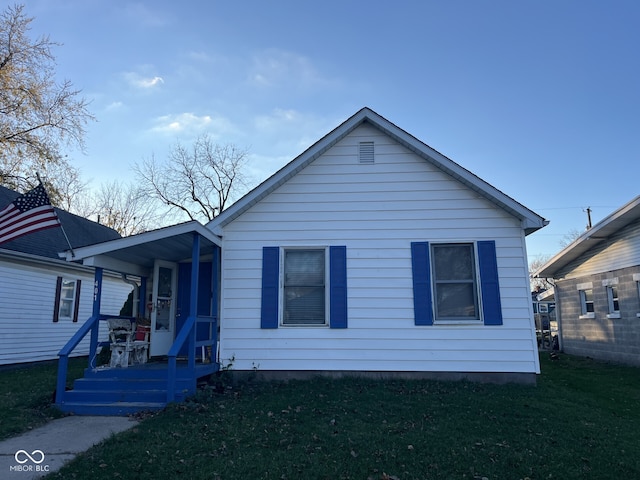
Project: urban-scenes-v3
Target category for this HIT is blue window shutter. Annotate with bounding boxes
[477,241,503,326]
[411,242,433,325]
[261,247,280,329]
[330,246,348,328]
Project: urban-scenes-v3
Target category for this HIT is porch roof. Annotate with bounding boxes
[59,221,221,276]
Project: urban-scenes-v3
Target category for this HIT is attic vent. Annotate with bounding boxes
[359,141,374,164]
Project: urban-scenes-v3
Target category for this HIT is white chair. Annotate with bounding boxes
[131,324,151,364]
[107,319,135,368]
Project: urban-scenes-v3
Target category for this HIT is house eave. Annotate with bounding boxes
[534,194,640,278]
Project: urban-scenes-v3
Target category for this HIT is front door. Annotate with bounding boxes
[150,260,177,357]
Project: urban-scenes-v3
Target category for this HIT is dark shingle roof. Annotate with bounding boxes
[0,185,121,260]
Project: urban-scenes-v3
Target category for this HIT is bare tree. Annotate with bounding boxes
[529,254,554,292]
[560,228,583,248]
[135,135,250,223]
[44,161,89,211]
[0,4,93,194]
[92,180,162,236]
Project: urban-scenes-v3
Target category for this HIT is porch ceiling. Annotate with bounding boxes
[59,221,221,275]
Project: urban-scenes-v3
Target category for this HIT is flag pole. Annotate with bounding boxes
[36,173,75,258]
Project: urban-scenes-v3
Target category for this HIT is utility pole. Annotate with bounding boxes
[585,207,592,230]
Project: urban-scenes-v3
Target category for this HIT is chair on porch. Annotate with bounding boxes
[107,319,151,367]
[107,318,135,368]
[132,324,151,364]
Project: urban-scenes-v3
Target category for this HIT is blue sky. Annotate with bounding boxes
[23,0,640,261]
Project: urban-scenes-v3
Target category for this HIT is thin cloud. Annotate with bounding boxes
[105,101,124,111]
[150,113,237,138]
[124,72,165,89]
[248,49,334,90]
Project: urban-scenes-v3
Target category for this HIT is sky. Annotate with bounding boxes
[21,0,640,262]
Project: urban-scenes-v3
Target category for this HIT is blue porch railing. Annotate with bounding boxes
[55,312,134,405]
[167,315,218,402]
[55,311,218,407]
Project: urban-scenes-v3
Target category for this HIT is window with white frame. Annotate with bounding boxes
[634,273,640,318]
[606,286,620,316]
[431,243,479,321]
[53,276,81,322]
[578,284,594,317]
[282,248,327,325]
[603,278,620,318]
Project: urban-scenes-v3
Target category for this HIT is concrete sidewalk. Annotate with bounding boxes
[0,416,138,479]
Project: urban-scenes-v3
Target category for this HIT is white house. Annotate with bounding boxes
[208,107,548,383]
[51,108,549,415]
[0,185,133,365]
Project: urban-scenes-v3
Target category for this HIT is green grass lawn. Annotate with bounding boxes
[3,353,639,479]
[0,357,86,440]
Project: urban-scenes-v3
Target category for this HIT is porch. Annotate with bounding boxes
[55,222,222,416]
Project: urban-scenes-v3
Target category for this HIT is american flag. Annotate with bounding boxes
[0,184,61,244]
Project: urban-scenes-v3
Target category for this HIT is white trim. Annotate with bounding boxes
[633,273,640,282]
[576,282,593,290]
[579,313,596,319]
[602,278,618,287]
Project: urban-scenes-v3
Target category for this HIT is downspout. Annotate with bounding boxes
[121,274,139,318]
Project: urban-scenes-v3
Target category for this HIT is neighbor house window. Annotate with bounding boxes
[260,246,347,329]
[635,273,640,318]
[431,243,479,321]
[603,278,620,319]
[577,282,594,318]
[54,277,81,322]
[282,248,327,325]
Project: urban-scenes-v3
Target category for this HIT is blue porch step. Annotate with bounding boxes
[56,363,218,416]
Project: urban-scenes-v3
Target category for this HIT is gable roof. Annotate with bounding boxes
[207,107,547,235]
[534,195,640,278]
[0,184,121,260]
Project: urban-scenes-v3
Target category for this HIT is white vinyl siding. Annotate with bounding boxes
[218,124,538,374]
[0,256,132,365]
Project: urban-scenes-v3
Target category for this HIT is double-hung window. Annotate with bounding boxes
[431,243,479,321]
[634,273,640,318]
[603,278,620,319]
[54,277,82,322]
[577,282,594,318]
[283,248,326,325]
[261,246,347,329]
[411,240,503,326]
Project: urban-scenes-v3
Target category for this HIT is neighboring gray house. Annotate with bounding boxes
[535,195,640,366]
[207,107,548,382]
[0,185,133,365]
